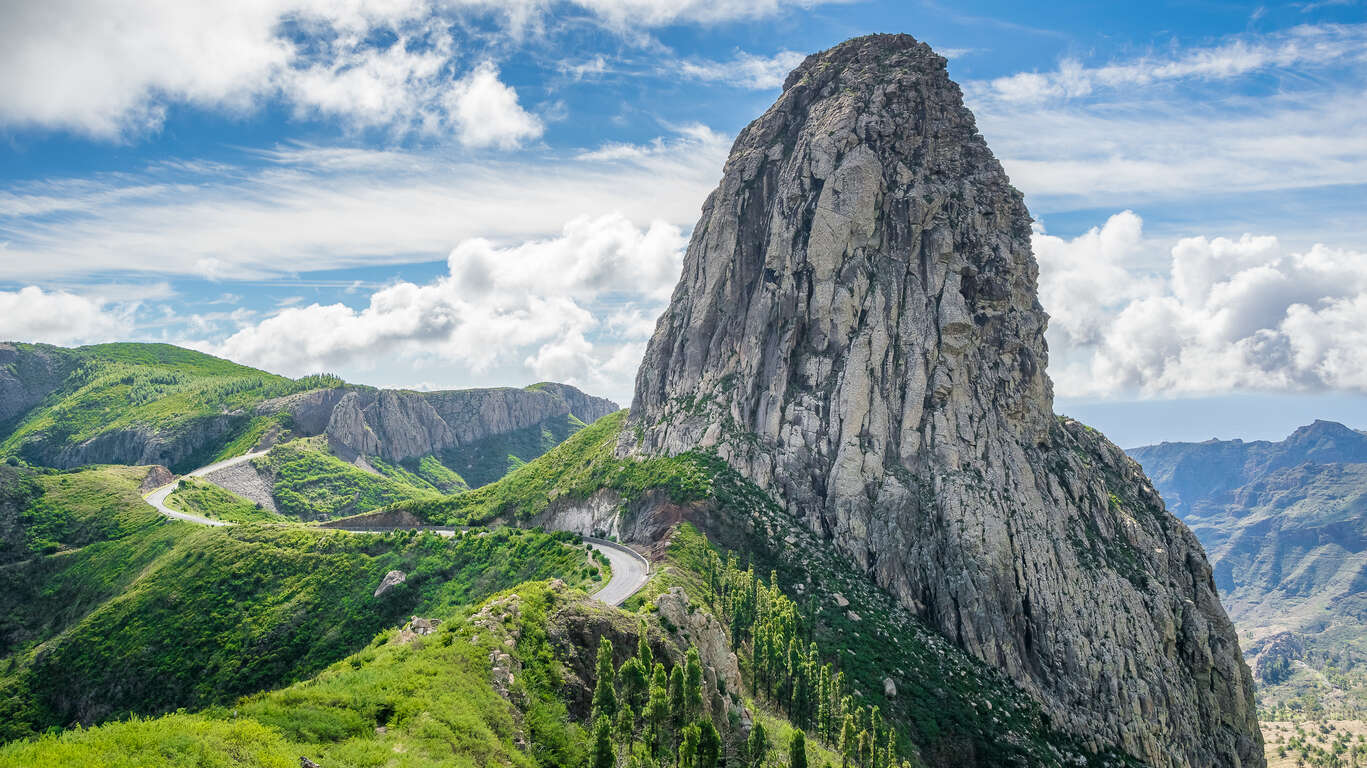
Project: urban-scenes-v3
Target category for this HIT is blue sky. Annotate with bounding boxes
[2,0,1366,447]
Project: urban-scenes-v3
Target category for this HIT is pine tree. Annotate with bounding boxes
[679,723,701,768]
[790,730,808,768]
[684,647,705,722]
[615,701,636,745]
[646,663,670,760]
[840,714,857,768]
[620,657,649,712]
[592,715,614,768]
[746,720,769,768]
[593,637,617,721]
[669,665,686,731]
[817,666,832,740]
[697,719,721,768]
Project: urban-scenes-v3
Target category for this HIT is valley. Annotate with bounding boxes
[0,31,1309,768]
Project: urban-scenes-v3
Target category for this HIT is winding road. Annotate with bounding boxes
[142,452,649,605]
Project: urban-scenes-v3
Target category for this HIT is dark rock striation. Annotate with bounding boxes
[259,383,618,463]
[624,34,1260,766]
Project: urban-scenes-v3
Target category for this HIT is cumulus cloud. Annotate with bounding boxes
[212,212,683,398]
[443,62,545,148]
[0,287,136,345]
[1037,212,1367,397]
[0,0,539,142]
[0,0,841,139]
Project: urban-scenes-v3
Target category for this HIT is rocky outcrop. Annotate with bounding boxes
[624,34,1259,767]
[44,414,247,472]
[373,570,407,598]
[0,343,75,429]
[655,587,746,727]
[258,383,617,464]
[202,461,277,512]
[317,507,425,530]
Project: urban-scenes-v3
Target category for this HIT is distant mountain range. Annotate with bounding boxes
[1130,420,1367,715]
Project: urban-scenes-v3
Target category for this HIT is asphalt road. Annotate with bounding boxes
[142,452,649,605]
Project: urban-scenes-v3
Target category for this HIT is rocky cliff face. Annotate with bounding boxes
[625,34,1260,766]
[0,343,75,429]
[259,383,618,463]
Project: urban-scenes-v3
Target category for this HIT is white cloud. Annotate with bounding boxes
[0,287,136,345]
[964,24,1367,210]
[443,62,544,148]
[1036,212,1367,397]
[210,212,682,400]
[678,50,807,89]
[0,126,727,281]
[0,0,842,139]
[984,24,1367,105]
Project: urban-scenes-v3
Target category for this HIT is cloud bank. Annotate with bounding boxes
[1038,212,1367,398]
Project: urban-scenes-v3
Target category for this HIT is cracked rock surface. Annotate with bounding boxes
[625,33,1260,767]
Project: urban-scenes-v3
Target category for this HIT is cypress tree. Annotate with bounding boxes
[790,730,808,768]
[746,720,769,768]
[592,715,614,768]
[592,637,617,720]
[684,647,705,722]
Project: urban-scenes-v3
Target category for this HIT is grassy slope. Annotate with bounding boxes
[1,343,343,472]
[0,583,572,768]
[0,578,837,768]
[388,410,710,526]
[0,463,161,562]
[252,437,439,521]
[0,462,596,740]
[165,477,288,523]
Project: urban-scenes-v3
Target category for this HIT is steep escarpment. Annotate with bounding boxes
[260,382,617,486]
[625,34,1260,766]
[0,341,616,485]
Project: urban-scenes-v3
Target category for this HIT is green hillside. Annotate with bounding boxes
[0,463,598,740]
[249,437,440,520]
[1,342,343,473]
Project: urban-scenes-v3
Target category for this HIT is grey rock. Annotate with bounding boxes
[202,461,277,512]
[623,34,1259,767]
[373,570,406,598]
[259,383,618,464]
[0,343,75,428]
[655,587,745,725]
[884,677,897,698]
